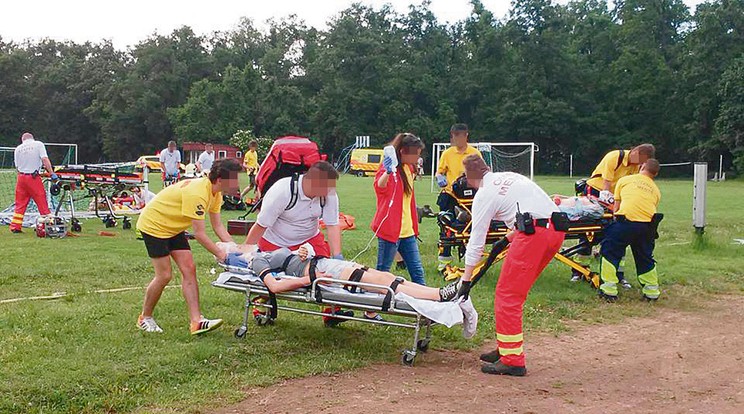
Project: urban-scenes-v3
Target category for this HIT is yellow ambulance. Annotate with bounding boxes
[349,148,385,177]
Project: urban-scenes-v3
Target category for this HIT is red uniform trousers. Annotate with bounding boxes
[257,231,331,257]
[495,226,564,367]
[10,174,51,232]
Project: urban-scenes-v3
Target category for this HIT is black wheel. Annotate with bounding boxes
[122,220,131,230]
[355,171,365,177]
[401,351,416,366]
[234,326,247,339]
[254,315,274,326]
[72,221,82,232]
[417,338,430,353]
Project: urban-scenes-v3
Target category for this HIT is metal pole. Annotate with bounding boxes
[693,162,707,234]
[143,164,150,204]
[719,154,723,182]
[529,143,535,180]
[569,154,573,178]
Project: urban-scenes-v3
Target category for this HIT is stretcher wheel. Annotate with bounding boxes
[416,339,430,353]
[71,220,82,233]
[104,217,117,228]
[234,326,247,339]
[122,218,131,230]
[401,350,416,366]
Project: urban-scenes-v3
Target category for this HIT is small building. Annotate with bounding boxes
[182,142,243,164]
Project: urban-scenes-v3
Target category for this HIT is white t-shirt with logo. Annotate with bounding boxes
[465,172,559,266]
[257,175,340,247]
[159,149,181,175]
[197,151,215,172]
[14,139,49,174]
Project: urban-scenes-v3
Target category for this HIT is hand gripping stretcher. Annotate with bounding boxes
[212,264,475,366]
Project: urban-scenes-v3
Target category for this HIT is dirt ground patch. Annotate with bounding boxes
[217,296,744,414]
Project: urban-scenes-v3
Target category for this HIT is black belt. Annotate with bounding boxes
[18,171,39,176]
[534,218,550,228]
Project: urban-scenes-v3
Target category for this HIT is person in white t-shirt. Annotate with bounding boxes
[159,141,181,183]
[455,155,565,377]
[243,161,351,326]
[10,132,56,233]
[196,143,215,174]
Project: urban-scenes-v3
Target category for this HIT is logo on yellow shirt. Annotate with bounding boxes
[196,204,205,216]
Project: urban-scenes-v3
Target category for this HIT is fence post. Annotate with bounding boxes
[693,162,707,234]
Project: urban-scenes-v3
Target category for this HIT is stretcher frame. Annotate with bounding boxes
[212,267,434,366]
[438,189,611,288]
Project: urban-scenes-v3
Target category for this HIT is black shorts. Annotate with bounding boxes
[141,231,191,258]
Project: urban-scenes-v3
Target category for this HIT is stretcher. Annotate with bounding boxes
[46,163,145,231]
[213,265,446,366]
[438,188,613,288]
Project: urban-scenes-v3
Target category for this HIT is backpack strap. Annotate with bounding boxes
[615,149,625,171]
[286,173,300,211]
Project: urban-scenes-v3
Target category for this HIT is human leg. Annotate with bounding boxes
[376,237,399,272]
[28,175,51,215]
[396,236,426,285]
[10,176,31,232]
[599,222,632,299]
[630,225,660,300]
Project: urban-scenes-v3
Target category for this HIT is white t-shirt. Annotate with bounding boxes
[465,172,559,266]
[197,151,214,171]
[257,175,340,247]
[159,149,181,175]
[14,138,49,174]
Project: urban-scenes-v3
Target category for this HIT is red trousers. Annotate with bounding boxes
[495,226,564,366]
[11,174,51,231]
[258,232,331,257]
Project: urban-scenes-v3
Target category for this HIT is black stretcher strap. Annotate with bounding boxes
[381,277,404,312]
[345,267,367,293]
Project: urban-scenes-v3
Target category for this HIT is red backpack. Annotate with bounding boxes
[255,136,327,209]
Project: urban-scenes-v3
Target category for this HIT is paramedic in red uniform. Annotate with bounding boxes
[456,155,565,376]
[10,133,57,233]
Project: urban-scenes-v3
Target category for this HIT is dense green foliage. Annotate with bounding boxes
[1,0,743,173]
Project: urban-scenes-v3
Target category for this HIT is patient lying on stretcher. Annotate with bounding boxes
[219,243,462,302]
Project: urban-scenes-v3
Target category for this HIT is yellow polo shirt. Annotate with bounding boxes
[614,174,661,222]
[586,150,640,193]
[400,166,415,238]
[243,150,258,172]
[137,177,222,238]
[437,145,482,190]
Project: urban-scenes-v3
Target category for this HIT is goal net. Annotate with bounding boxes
[430,142,538,192]
[1,144,82,225]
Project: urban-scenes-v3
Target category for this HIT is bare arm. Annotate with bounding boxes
[263,274,312,293]
[160,162,167,174]
[377,171,390,188]
[192,219,227,262]
[245,223,267,245]
[209,212,232,242]
[41,157,53,174]
[326,224,342,256]
[603,180,612,191]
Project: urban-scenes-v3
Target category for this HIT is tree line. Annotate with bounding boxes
[1,0,743,174]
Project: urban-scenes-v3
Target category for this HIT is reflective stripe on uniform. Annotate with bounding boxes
[497,333,524,343]
[498,347,524,356]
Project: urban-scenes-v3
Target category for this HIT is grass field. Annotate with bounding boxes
[1,174,742,413]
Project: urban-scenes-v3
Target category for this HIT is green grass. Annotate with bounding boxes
[1,174,742,413]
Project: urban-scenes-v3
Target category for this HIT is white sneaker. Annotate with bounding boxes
[190,318,223,335]
[137,315,163,333]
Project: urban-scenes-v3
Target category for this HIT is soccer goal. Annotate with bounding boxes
[430,142,538,192]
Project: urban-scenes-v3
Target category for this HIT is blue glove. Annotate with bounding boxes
[382,155,395,174]
[436,174,447,188]
[331,253,345,260]
[50,173,59,181]
[224,252,249,268]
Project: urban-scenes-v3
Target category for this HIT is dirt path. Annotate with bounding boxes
[217,296,744,414]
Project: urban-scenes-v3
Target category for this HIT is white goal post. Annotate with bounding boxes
[430,142,538,192]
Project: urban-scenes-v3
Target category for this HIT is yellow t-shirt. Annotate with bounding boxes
[400,166,415,238]
[586,150,640,193]
[243,150,258,172]
[137,177,223,238]
[437,145,482,190]
[614,174,661,222]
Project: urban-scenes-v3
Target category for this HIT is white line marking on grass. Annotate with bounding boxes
[0,285,182,305]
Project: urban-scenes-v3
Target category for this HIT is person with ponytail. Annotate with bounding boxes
[371,133,427,287]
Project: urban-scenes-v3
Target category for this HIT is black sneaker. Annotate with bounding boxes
[643,295,659,302]
[10,228,22,234]
[598,290,618,303]
[570,269,582,282]
[481,361,526,376]
[439,281,460,301]
[323,309,354,328]
[480,349,500,363]
[363,312,385,322]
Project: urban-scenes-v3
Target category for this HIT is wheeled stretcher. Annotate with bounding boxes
[213,265,452,366]
[438,188,613,288]
[46,163,145,230]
